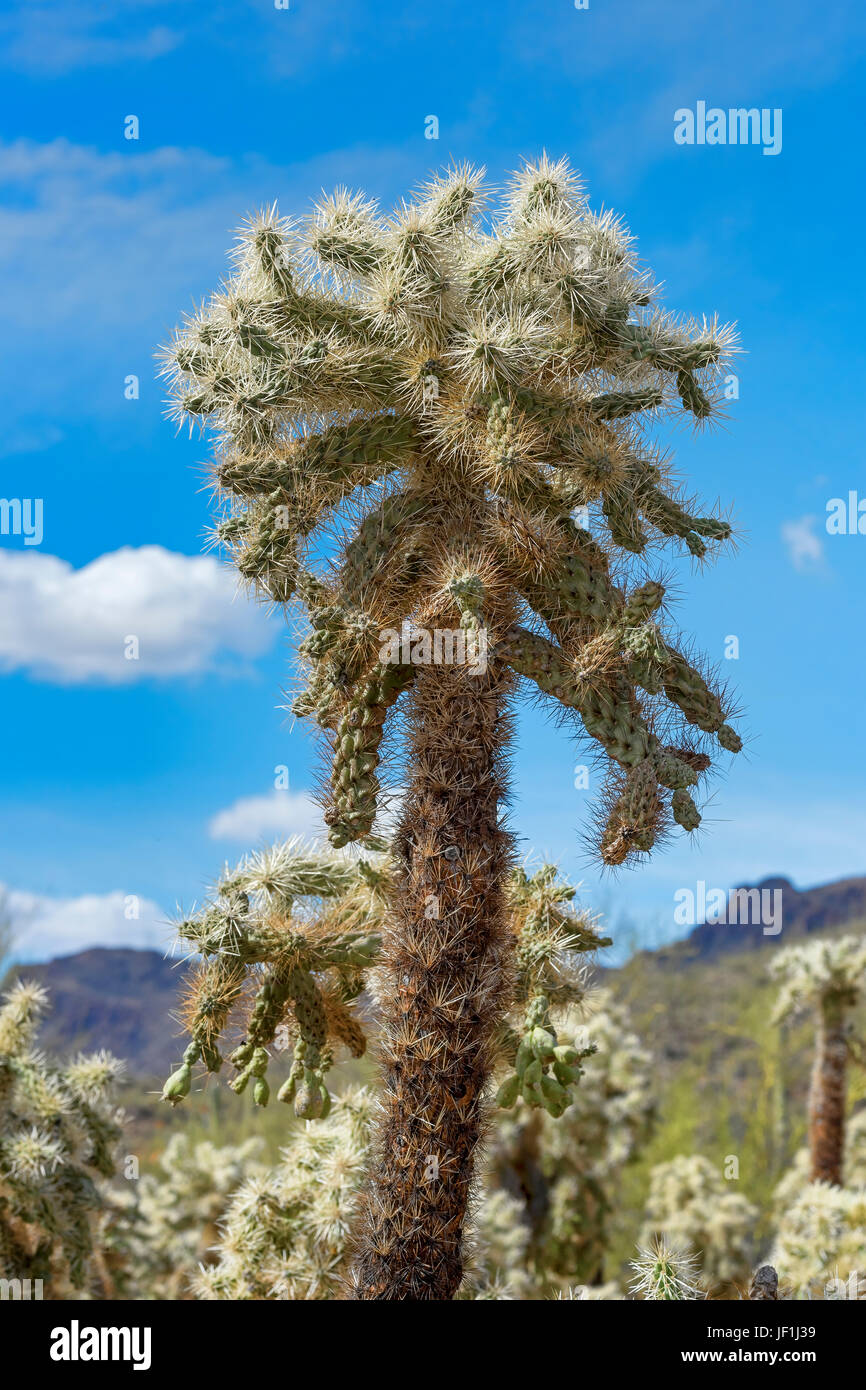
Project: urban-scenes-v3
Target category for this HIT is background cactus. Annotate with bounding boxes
[639,1153,758,1291]
[771,936,866,1185]
[770,1181,866,1298]
[195,1088,374,1300]
[0,982,123,1296]
[485,989,655,1290]
[110,1134,267,1300]
[164,156,742,1298]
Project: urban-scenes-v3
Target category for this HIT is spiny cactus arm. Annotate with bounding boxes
[214,412,419,501]
[339,490,430,600]
[308,188,387,282]
[494,994,596,1118]
[496,624,657,767]
[220,838,363,909]
[164,843,392,1112]
[235,207,375,339]
[323,661,417,848]
[492,864,605,1116]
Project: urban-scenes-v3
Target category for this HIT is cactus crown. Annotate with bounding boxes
[770,935,866,1023]
[163,155,742,868]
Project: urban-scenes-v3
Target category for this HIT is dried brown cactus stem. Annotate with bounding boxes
[809,993,848,1185]
[351,656,515,1300]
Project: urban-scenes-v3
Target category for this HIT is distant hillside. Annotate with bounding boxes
[678,874,866,961]
[8,948,192,1083]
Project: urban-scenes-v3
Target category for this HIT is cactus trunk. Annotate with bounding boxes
[351,658,514,1299]
[808,997,847,1185]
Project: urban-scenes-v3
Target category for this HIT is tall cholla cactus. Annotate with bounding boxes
[771,935,866,1186]
[0,982,123,1294]
[640,1153,757,1291]
[164,156,742,1298]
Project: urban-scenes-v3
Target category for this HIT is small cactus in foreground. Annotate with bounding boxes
[630,1236,703,1300]
[0,981,123,1294]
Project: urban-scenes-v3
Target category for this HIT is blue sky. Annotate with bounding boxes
[1,0,865,963]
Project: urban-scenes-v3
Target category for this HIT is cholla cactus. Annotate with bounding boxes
[771,936,866,1185]
[163,839,387,1120]
[196,1087,374,1300]
[0,981,123,1294]
[630,1236,703,1300]
[115,1135,266,1299]
[771,1182,866,1297]
[487,989,655,1287]
[640,1153,758,1290]
[493,863,608,1117]
[164,156,742,1298]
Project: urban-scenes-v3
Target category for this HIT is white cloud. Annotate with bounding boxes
[0,545,274,683]
[781,515,824,572]
[208,784,406,843]
[1,884,168,964]
[208,790,326,843]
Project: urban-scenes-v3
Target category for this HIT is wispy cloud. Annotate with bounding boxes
[0,135,421,422]
[0,546,274,684]
[0,2,184,75]
[781,514,824,572]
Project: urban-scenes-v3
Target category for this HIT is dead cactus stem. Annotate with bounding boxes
[351,655,516,1299]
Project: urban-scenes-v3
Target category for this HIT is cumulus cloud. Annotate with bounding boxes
[208,790,326,843]
[1,883,169,964]
[781,515,824,572]
[0,545,274,683]
[208,784,406,843]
